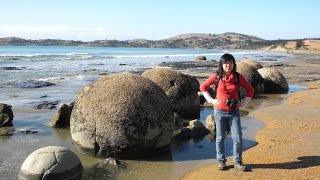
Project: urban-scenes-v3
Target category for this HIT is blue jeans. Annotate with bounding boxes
[214,109,243,163]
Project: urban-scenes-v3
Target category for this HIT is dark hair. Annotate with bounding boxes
[217,53,237,77]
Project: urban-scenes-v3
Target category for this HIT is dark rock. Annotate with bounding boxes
[0,103,14,127]
[159,60,218,70]
[15,129,39,134]
[36,100,60,109]
[1,66,23,70]
[50,102,74,128]
[173,112,184,130]
[176,119,209,140]
[15,80,56,88]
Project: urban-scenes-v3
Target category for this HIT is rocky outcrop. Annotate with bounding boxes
[35,100,60,109]
[258,67,289,93]
[159,60,218,70]
[50,102,74,128]
[70,73,174,158]
[142,68,200,119]
[14,80,56,88]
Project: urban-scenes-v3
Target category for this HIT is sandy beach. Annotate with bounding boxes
[181,55,320,179]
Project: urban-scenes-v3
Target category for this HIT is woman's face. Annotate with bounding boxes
[222,61,234,74]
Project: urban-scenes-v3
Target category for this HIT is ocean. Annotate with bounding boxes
[0,46,296,179]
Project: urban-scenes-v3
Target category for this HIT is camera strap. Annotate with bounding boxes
[222,78,231,99]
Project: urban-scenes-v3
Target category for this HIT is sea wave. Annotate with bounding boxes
[38,74,89,82]
[0,52,89,57]
[0,49,269,62]
[103,52,227,59]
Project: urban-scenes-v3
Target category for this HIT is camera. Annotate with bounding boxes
[225,99,238,109]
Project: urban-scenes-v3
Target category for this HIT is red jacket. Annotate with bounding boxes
[200,72,254,111]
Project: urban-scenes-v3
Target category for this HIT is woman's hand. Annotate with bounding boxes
[239,97,252,107]
[210,99,220,107]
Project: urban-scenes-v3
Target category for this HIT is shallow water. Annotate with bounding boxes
[0,47,302,179]
[0,89,307,180]
[0,107,263,180]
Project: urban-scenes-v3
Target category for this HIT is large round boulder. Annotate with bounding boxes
[236,62,264,94]
[258,67,289,93]
[142,68,200,119]
[70,73,174,158]
[18,146,83,180]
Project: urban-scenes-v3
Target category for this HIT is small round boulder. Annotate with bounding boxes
[258,67,289,93]
[18,146,83,180]
[195,55,207,61]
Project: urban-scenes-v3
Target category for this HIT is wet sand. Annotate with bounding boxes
[181,55,320,179]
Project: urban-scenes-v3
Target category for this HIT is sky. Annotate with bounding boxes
[1,0,320,41]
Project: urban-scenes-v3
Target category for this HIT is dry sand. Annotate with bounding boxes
[181,55,320,180]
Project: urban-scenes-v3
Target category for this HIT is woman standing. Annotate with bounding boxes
[200,53,254,171]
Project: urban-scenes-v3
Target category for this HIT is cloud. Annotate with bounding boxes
[251,32,320,40]
[0,25,129,41]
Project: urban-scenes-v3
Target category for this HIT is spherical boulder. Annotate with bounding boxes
[142,68,200,119]
[18,146,83,180]
[195,55,207,61]
[240,59,263,70]
[236,62,264,94]
[70,73,174,158]
[258,67,289,93]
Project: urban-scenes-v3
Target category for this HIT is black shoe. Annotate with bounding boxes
[218,161,226,170]
[234,161,246,171]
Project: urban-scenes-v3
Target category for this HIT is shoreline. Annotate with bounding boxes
[1,49,319,179]
[181,59,320,180]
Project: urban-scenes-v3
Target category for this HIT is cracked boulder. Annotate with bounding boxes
[142,68,200,119]
[236,62,265,94]
[70,73,174,158]
[18,146,83,180]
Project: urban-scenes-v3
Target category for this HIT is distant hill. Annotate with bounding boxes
[260,39,320,53]
[0,33,319,52]
[166,32,262,42]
